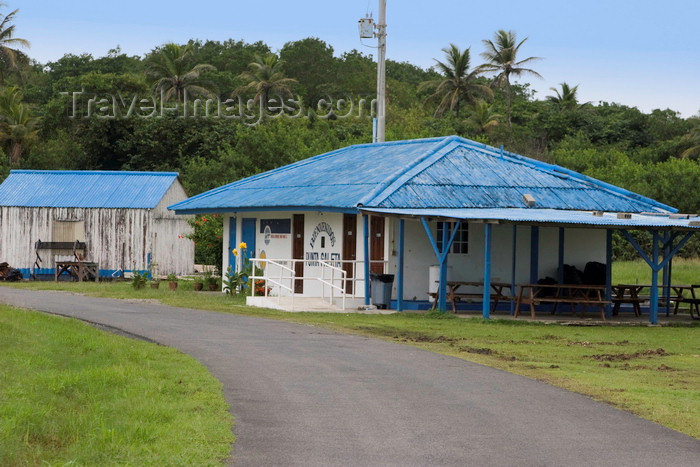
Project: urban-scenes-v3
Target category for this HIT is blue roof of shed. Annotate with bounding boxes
[168,136,675,214]
[0,170,179,209]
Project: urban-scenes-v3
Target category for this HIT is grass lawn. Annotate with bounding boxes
[613,257,700,286]
[0,305,233,466]
[2,258,699,443]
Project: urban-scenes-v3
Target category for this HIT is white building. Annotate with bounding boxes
[169,136,698,322]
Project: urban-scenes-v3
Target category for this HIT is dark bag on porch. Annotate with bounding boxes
[536,276,557,297]
[562,264,584,284]
[583,261,606,286]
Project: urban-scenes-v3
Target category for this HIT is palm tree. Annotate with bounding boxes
[466,100,502,135]
[0,3,30,84]
[479,30,542,128]
[233,53,297,110]
[0,86,39,165]
[681,116,700,159]
[145,43,216,102]
[547,82,588,110]
[419,44,492,118]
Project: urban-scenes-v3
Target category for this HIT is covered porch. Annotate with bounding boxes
[360,208,699,324]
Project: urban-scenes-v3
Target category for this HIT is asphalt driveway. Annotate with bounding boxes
[1,287,698,466]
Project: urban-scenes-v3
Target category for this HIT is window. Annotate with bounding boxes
[436,222,468,254]
[52,219,84,242]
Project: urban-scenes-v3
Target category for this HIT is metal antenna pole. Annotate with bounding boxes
[376,0,386,142]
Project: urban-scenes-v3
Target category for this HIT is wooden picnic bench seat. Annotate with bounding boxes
[612,284,695,317]
[429,281,513,313]
[682,285,700,320]
[516,284,610,320]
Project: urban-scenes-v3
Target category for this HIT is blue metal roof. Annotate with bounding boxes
[168,136,675,214]
[0,170,179,209]
[361,207,700,230]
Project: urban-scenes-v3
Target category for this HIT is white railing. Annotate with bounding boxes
[246,258,390,310]
[248,258,296,310]
[318,260,347,310]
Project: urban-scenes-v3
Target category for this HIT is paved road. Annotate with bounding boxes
[1,287,698,466]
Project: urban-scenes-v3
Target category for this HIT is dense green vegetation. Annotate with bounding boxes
[0,5,698,259]
[0,305,233,465]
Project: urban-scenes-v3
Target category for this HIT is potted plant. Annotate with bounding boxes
[149,278,160,289]
[167,273,178,290]
[204,271,219,291]
[193,275,204,291]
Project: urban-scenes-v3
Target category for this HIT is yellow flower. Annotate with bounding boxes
[232,249,238,256]
[239,242,247,249]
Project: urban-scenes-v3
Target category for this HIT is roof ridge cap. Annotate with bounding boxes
[358,136,462,207]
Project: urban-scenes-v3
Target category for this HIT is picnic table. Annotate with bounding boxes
[515,283,609,320]
[55,261,98,282]
[612,284,699,318]
[430,281,512,313]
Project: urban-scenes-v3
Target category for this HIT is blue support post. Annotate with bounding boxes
[510,225,517,315]
[397,219,405,312]
[483,223,493,319]
[620,229,695,324]
[662,232,671,316]
[605,229,613,317]
[557,228,565,284]
[530,226,539,284]
[438,222,449,312]
[363,214,370,306]
[421,218,461,313]
[650,231,660,324]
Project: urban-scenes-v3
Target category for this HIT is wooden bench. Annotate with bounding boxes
[430,281,513,313]
[516,284,609,320]
[612,284,695,317]
[681,285,700,320]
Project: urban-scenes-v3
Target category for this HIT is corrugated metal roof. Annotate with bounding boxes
[168,135,675,214]
[360,207,700,230]
[0,170,179,209]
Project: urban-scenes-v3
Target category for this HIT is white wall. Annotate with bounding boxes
[0,205,194,276]
[217,210,608,301]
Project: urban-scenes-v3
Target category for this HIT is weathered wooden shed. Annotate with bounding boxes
[0,170,194,278]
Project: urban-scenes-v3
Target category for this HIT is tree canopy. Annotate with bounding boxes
[0,3,697,249]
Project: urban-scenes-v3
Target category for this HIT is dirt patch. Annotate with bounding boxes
[569,340,631,347]
[458,345,493,355]
[589,348,667,361]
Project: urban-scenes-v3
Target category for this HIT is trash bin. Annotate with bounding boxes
[370,272,394,309]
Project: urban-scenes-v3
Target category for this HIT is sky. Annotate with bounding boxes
[12,0,700,117]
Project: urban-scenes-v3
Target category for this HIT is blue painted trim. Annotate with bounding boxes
[650,231,660,324]
[228,216,237,272]
[146,252,152,279]
[363,214,370,306]
[397,219,405,312]
[483,223,492,319]
[420,218,461,312]
[421,218,441,259]
[530,226,539,284]
[557,228,565,284]
[439,222,449,312]
[510,225,517,315]
[662,232,671,316]
[605,229,613,317]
